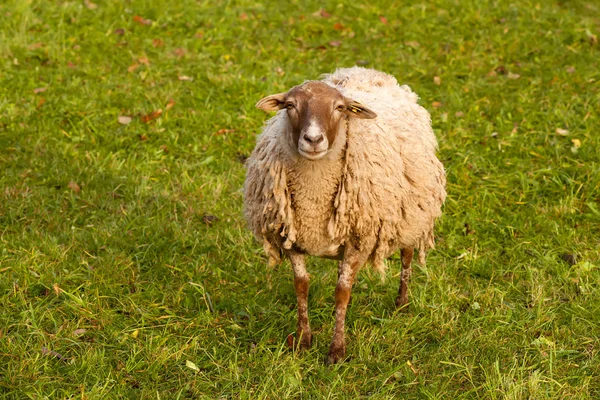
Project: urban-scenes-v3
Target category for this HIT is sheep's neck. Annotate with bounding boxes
[287,156,343,255]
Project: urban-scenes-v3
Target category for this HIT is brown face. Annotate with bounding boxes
[256,81,377,160]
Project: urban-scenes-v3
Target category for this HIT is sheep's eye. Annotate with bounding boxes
[336,105,345,111]
[284,102,294,110]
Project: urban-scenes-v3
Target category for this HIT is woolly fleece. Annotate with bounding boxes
[244,67,446,274]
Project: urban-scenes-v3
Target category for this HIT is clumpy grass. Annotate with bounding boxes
[1,0,599,398]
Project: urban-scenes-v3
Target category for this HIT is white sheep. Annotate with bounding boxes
[244,67,446,364]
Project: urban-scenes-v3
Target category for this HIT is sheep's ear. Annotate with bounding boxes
[256,92,287,112]
[344,100,377,119]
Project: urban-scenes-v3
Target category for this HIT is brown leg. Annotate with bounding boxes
[395,248,414,310]
[327,246,368,365]
[287,251,311,350]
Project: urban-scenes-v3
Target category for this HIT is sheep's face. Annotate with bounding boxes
[256,81,377,161]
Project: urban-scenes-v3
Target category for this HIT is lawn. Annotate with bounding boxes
[1,0,599,398]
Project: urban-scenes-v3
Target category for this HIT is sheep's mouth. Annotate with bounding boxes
[298,149,328,160]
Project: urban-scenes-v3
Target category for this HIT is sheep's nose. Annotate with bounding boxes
[303,132,324,145]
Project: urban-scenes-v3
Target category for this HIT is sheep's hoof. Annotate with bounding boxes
[297,331,312,351]
[326,345,346,365]
[395,296,409,312]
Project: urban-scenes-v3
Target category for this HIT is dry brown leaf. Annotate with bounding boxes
[28,42,43,50]
[37,98,45,108]
[138,56,150,65]
[432,101,442,108]
[141,109,163,123]
[566,66,576,74]
[320,9,331,18]
[178,75,193,81]
[166,99,175,110]
[275,67,285,76]
[555,128,569,136]
[53,283,62,295]
[216,129,235,135]
[134,15,152,26]
[379,16,388,25]
[33,87,47,94]
[333,22,344,31]
[84,0,97,9]
[68,181,81,193]
[114,28,125,36]
[173,48,186,57]
[239,13,249,21]
[329,40,341,47]
[152,38,164,47]
[118,116,132,125]
[433,76,441,85]
[127,63,140,73]
[67,61,77,68]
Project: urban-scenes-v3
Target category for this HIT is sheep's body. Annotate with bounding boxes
[244,67,446,271]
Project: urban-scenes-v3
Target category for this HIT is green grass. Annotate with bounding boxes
[1,0,599,398]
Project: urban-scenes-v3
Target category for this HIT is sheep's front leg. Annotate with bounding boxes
[327,246,368,365]
[395,248,414,309]
[287,251,312,350]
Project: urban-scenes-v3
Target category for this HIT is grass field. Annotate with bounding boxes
[1,0,599,398]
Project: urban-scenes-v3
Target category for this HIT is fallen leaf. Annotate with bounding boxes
[432,101,442,108]
[555,128,569,136]
[561,253,577,266]
[508,72,520,79]
[320,9,331,18]
[118,116,132,125]
[186,360,199,371]
[67,61,77,68]
[41,346,68,362]
[27,42,43,50]
[139,134,148,141]
[491,132,499,138]
[165,99,175,110]
[455,111,464,117]
[73,329,87,336]
[195,31,204,39]
[379,16,388,25]
[329,40,341,47]
[68,181,81,193]
[152,38,164,47]
[133,15,152,26]
[138,56,149,65]
[216,128,235,135]
[495,65,507,75]
[33,87,47,94]
[275,67,285,76]
[239,13,249,21]
[202,214,219,226]
[37,97,45,108]
[286,334,295,348]
[173,48,186,57]
[53,283,62,295]
[141,109,163,123]
[571,138,581,148]
[566,66,576,74]
[84,0,97,9]
[114,28,125,36]
[404,41,420,48]
[160,145,169,153]
[586,29,598,45]
[127,63,139,72]
[178,75,193,81]
[433,76,441,85]
[333,22,344,31]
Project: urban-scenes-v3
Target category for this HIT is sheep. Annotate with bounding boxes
[244,67,446,364]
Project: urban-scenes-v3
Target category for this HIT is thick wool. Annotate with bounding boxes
[244,67,446,273]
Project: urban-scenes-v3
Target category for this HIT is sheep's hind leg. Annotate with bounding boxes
[395,248,414,310]
[287,251,312,350]
[327,245,368,365]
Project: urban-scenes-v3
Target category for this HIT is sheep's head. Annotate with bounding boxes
[256,81,377,161]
